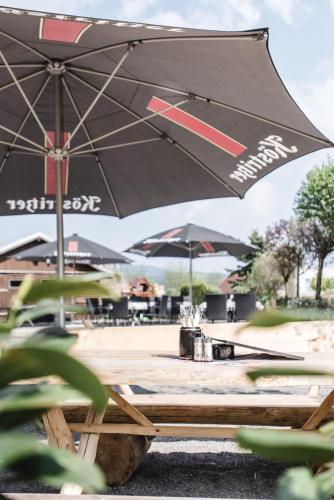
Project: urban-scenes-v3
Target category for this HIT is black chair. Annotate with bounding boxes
[101,298,113,324]
[111,297,130,326]
[234,293,256,321]
[206,294,227,322]
[171,296,183,322]
[86,298,100,323]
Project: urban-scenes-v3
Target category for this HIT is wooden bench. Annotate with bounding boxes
[62,392,334,429]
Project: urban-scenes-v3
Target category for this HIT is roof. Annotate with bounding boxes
[0,232,52,258]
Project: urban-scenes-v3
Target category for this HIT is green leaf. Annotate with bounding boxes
[247,367,332,382]
[0,384,81,429]
[316,466,334,497]
[16,301,87,326]
[0,346,108,411]
[0,433,105,492]
[12,275,34,309]
[22,326,78,352]
[237,429,334,464]
[319,422,334,438]
[23,278,110,304]
[247,310,309,328]
[276,467,327,500]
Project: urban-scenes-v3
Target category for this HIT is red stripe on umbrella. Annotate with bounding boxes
[44,131,70,195]
[201,241,215,253]
[68,240,78,253]
[147,96,247,157]
[162,227,183,239]
[39,18,91,43]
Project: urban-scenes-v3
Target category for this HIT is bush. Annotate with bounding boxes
[180,282,216,305]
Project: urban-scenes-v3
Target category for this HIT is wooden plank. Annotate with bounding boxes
[42,408,75,452]
[119,384,134,395]
[61,405,106,495]
[62,393,331,428]
[69,422,291,439]
[302,388,334,430]
[7,494,252,500]
[71,350,334,387]
[107,386,154,427]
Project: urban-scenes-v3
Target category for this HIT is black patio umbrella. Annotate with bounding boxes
[15,233,131,270]
[126,223,255,302]
[0,7,331,323]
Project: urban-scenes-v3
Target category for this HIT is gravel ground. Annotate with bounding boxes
[0,434,286,499]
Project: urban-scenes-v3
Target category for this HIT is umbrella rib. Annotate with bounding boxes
[0,50,53,148]
[66,70,240,197]
[0,68,45,93]
[68,97,189,153]
[0,140,44,154]
[62,77,121,218]
[0,75,50,176]
[0,124,47,152]
[70,137,161,156]
[63,47,131,149]
[69,69,332,147]
[65,33,264,64]
[0,28,51,63]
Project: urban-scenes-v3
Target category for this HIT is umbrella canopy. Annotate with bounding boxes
[126,223,255,301]
[15,233,131,266]
[0,6,331,321]
[0,7,331,218]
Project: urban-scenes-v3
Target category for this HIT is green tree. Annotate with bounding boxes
[248,251,284,304]
[295,158,334,300]
[180,281,216,305]
[164,262,188,295]
[230,230,264,291]
[266,218,312,299]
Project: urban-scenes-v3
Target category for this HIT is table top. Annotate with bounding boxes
[72,350,334,387]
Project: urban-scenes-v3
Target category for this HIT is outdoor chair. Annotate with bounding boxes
[101,298,113,324]
[86,298,101,323]
[206,294,227,322]
[171,295,183,322]
[111,297,130,326]
[158,295,170,323]
[234,293,256,321]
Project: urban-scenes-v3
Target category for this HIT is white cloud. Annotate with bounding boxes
[0,0,99,15]
[288,74,334,140]
[264,0,312,25]
[123,0,261,30]
[330,0,334,10]
[117,0,156,20]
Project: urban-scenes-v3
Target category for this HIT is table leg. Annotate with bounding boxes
[302,388,334,430]
[42,408,76,453]
[61,404,107,495]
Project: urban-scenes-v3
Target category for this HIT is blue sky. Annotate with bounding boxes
[0,0,333,275]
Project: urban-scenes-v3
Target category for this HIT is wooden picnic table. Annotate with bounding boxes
[72,349,334,387]
[41,349,334,493]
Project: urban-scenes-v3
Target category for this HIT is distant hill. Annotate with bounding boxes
[121,263,225,288]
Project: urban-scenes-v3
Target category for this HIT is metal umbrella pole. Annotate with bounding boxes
[53,65,65,327]
[188,243,193,304]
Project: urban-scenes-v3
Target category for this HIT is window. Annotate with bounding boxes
[9,279,23,289]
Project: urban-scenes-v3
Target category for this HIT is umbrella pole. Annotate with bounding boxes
[54,72,65,328]
[189,245,193,304]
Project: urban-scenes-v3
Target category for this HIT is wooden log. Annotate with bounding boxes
[96,433,151,485]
